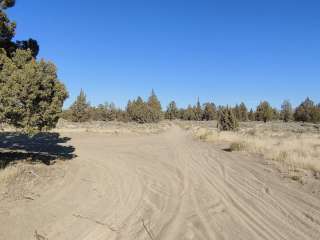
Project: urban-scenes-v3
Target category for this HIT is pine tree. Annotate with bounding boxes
[218,107,239,131]
[202,102,216,121]
[165,101,179,120]
[255,101,273,123]
[281,100,293,122]
[69,89,91,122]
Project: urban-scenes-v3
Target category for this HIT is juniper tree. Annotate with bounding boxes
[218,107,238,131]
[165,101,179,120]
[281,100,293,122]
[202,102,216,121]
[69,89,91,122]
[0,49,68,133]
[183,105,196,120]
[255,101,273,123]
[239,102,248,121]
[147,90,162,122]
[193,98,203,121]
[294,98,315,123]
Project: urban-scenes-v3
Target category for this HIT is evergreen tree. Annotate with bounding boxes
[255,101,273,123]
[233,104,241,121]
[239,102,248,121]
[69,89,91,122]
[0,49,68,133]
[294,98,315,122]
[183,105,196,120]
[248,108,255,121]
[202,102,216,121]
[147,89,162,122]
[218,107,238,131]
[165,101,179,120]
[193,98,203,121]
[281,100,293,122]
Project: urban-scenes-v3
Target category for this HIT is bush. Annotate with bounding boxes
[218,107,239,131]
[165,101,179,120]
[202,102,216,121]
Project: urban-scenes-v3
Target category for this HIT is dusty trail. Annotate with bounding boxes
[1,125,320,239]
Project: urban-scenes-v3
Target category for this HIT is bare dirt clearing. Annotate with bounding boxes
[1,124,320,240]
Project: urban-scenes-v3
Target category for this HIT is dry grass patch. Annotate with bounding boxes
[187,121,320,173]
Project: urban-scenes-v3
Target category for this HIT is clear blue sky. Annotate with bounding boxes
[8,0,320,109]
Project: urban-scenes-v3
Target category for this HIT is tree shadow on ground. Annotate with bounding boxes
[0,132,76,169]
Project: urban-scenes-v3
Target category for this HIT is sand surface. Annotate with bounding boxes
[1,125,320,239]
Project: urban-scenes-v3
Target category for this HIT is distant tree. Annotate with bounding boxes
[255,101,273,123]
[218,107,238,131]
[248,108,255,121]
[202,102,216,121]
[69,89,91,122]
[239,102,248,121]
[193,98,203,121]
[147,89,162,122]
[127,96,155,123]
[272,108,280,120]
[165,101,179,120]
[233,104,241,121]
[281,100,293,122]
[183,105,196,120]
[294,98,315,123]
[0,49,68,133]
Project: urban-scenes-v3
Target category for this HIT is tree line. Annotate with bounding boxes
[63,89,320,130]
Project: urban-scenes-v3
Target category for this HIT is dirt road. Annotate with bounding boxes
[1,125,320,239]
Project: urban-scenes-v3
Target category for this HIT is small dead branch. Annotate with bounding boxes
[141,218,154,240]
[34,230,47,240]
[73,214,118,232]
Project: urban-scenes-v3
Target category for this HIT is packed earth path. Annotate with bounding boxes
[1,125,320,240]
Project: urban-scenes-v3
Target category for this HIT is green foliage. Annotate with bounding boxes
[202,102,216,121]
[255,101,273,123]
[0,0,15,9]
[281,100,293,122]
[127,97,154,123]
[0,49,68,133]
[147,90,162,122]
[69,89,91,122]
[218,107,238,131]
[294,98,319,123]
[90,102,117,121]
[183,105,197,120]
[165,101,179,120]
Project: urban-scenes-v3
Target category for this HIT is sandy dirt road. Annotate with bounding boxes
[1,125,320,240]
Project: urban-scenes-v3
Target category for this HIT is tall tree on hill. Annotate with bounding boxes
[281,100,293,122]
[69,90,91,122]
[248,108,255,121]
